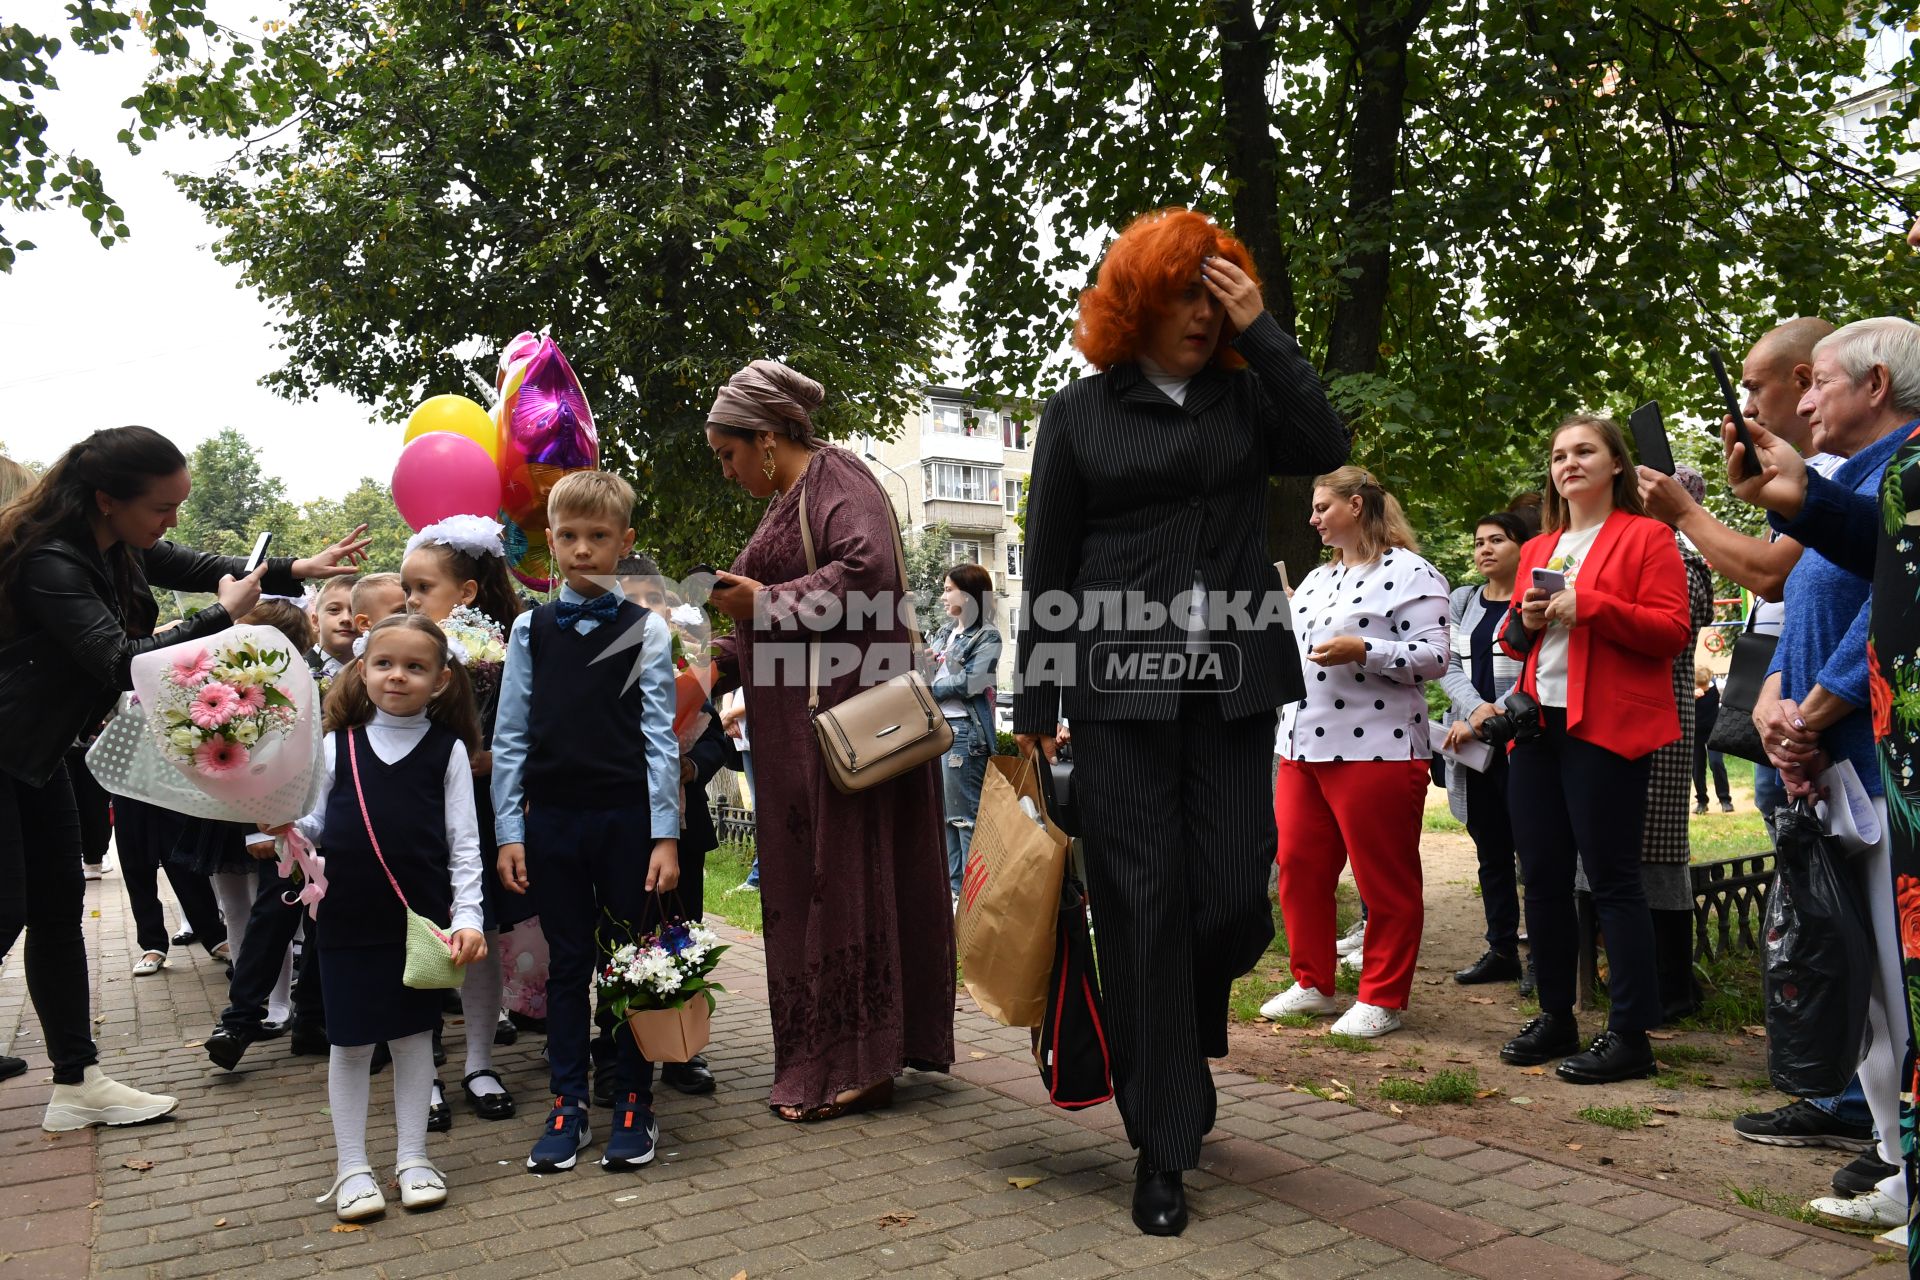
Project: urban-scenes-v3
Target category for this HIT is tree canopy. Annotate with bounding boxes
[718,0,1920,568]
[128,0,943,573]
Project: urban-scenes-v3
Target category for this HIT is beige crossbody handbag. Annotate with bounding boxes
[798,484,953,794]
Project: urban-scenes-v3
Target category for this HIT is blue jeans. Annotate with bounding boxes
[1807,1075,1873,1129]
[740,750,760,888]
[1754,763,1785,828]
[941,717,989,895]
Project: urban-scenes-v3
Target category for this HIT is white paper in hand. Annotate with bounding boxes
[1430,721,1492,773]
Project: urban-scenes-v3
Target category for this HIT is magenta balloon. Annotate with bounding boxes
[392,431,504,531]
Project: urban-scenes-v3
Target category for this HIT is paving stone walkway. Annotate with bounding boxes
[0,857,1898,1279]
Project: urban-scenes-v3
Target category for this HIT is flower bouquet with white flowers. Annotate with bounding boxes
[439,603,509,709]
[595,919,728,1062]
[152,634,301,782]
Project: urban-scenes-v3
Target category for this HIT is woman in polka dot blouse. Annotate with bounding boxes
[1265,466,1450,1038]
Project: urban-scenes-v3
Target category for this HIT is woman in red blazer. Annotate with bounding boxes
[1493,414,1690,1084]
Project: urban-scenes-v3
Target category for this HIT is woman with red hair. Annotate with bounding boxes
[1015,208,1348,1236]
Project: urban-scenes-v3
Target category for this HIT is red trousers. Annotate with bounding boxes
[1274,758,1429,1009]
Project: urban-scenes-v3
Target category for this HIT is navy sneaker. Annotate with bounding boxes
[599,1093,657,1171]
[527,1097,591,1173]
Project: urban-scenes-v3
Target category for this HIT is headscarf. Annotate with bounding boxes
[1673,464,1706,506]
[705,360,825,441]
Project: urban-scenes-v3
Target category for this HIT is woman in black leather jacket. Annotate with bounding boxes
[0,426,365,1129]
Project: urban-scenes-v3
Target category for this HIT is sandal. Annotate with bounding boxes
[461,1070,516,1120]
[771,1078,894,1124]
[132,951,167,977]
[427,1080,451,1133]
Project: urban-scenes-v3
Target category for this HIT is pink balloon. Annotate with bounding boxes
[392,431,503,531]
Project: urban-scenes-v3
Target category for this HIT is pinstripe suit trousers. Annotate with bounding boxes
[1071,696,1279,1171]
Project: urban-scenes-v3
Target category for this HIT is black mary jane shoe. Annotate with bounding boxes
[462,1070,517,1120]
[427,1080,452,1133]
[1453,949,1522,985]
[661,1055,717,1096]
[1499,1011,1580,1066]
[493,1014,518,1047]
[1131,1158,1188,1237]
[1555,1029,1656,1085]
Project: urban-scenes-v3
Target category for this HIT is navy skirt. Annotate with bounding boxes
[320,944,441,1047]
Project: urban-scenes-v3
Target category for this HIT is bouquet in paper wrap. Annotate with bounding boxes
[86,624,329,913]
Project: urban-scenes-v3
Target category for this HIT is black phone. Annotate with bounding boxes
[1628,400,1675,476]
[1708,348,1764,480]
[244,530,274,574]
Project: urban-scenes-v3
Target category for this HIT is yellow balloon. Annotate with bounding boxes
[404,395,497,461]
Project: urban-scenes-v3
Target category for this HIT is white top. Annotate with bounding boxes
[1749,452,1845,638]
[1531,522,1603,708]
[722,688,750,753]
[1276,549,1451,761]
[295,707,486,936]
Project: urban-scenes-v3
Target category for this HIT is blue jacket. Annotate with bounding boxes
[929,621,1002,754]
[1766,426,1907,796]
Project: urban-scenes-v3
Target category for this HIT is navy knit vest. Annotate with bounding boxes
[317,723,456,950]
[524,600,653,810]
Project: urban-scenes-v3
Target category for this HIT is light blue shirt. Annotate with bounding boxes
[491,583,682,844]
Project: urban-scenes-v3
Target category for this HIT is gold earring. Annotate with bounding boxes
[761,448,777,481]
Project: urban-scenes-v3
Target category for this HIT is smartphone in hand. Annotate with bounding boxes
[1708,348,1764,480]
[244,530,274,574]
[1531,567,1567,596]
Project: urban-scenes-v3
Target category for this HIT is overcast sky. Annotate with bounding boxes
[5,0,398,501]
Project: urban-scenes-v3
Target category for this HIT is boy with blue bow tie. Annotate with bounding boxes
[492,471,681,1174]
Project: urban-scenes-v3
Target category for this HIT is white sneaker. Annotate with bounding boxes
[317,1167,386,1221]
[1335,919,1366,955]
[1809,1188,1906,1228]
[1330,1002,1403,1038]
[395,1159,447,1210]
[1340,947,1364,973]
[1259,983,1341,1020]
[83,862,107,881]
[42,1066,178,1132]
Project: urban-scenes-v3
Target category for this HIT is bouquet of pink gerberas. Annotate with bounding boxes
[87,624,329,913]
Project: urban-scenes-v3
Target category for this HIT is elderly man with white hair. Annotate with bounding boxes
[1724,315,1920,1231]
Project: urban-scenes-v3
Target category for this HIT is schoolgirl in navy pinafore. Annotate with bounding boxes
[314,718,459,1047]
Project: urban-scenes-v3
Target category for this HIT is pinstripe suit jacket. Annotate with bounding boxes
[1013,312,1350,733]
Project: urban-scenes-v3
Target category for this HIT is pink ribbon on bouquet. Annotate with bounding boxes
[275,828,329,918]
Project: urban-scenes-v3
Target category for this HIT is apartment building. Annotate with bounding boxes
[860,385,1036,713]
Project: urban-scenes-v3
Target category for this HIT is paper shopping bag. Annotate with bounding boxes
[957,754,1070,1027]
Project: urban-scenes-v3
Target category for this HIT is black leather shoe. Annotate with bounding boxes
[171,926,196,947]
[254,1020,287,1041]
[1454,949,1522,985]
[592,1068,615,1110]
[432,1029,446,1068]
[1131,1158,1188,1236]
[494,1014,518,1047]
[1834,1151,1901,1196]
[205,1026,253,1072]
[1517,956,1537,1000]
[661,1055,716,1096]
[1556,1029,1656,1084]
[0,1054,26,1082]
[1500,1011,1580,1066]
[288,1022,330,1056]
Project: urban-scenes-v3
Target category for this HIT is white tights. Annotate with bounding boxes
[328,1029,434,1184]
[461,934,506,1097]
[210,870,255,966]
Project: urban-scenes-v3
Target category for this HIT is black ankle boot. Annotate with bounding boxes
[1500,1010,1580,1065]
[1454,949,1522,985]
[1132,1158,1188,1236]
[1517,955,1537,999]
[1557,1029,1656,1084]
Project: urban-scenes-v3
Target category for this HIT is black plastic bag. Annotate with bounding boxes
[1036,872,1113,1109]
[1764,800,1872,1098]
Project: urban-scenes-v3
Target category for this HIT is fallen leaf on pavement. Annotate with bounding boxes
[122,1159,154,1171]
[1566,1143,1583,1151]
[213,1218,228,1228]
[1007,1176,1044,1190]
[1520,1066,1546,1076]
[878,1211,916,1228]
[87,1200,101,1209]
[969,1051,987,1060]
[1654,1106,1681,1116]
[730,1272,748,1280]
[1466,997,1495,1005]
[1388,1104,1404,1115]
[1646,1030,1676,1040]
[183,1040,203,1049]
[1741,1026,1766,1038]
[329,1224,362,1234]
[1475,1088,1502,1100]
[92,1015,106,1025]
[1644,1118,1667,1127]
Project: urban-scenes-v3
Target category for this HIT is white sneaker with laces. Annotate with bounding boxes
[1340,947,1364,973]
[1259,984,1341,1020]
[1809,1188,1906,1228]
[42,1066,178,1132]
[1334,919,1366,955]
[1330,1002,1403,1038]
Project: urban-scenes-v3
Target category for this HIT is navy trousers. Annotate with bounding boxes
[526,802,655,1108]
[218,856,325,1035]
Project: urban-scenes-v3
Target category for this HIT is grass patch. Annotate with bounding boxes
[1578,1104,1652,1130]
[1231,972,1289,1024]
[1651,1042,1727,1066]
[1725,1183,1827,1227]
[1733,1077,1775,1094]
[1377,1068,1479,1105]
[703,840,763,933]
[1674,950,1765,1035]
[1423,809,1466,833]
[1651,1069,1714,1090]
[1323,1032,1378,1054]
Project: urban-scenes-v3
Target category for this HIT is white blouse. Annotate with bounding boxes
[295,708,485,935]
[1277,549,1451,762]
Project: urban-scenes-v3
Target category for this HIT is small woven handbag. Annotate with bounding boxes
[345,729,463,991]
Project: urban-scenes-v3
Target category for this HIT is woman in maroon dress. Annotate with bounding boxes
[703,359,956,1121]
